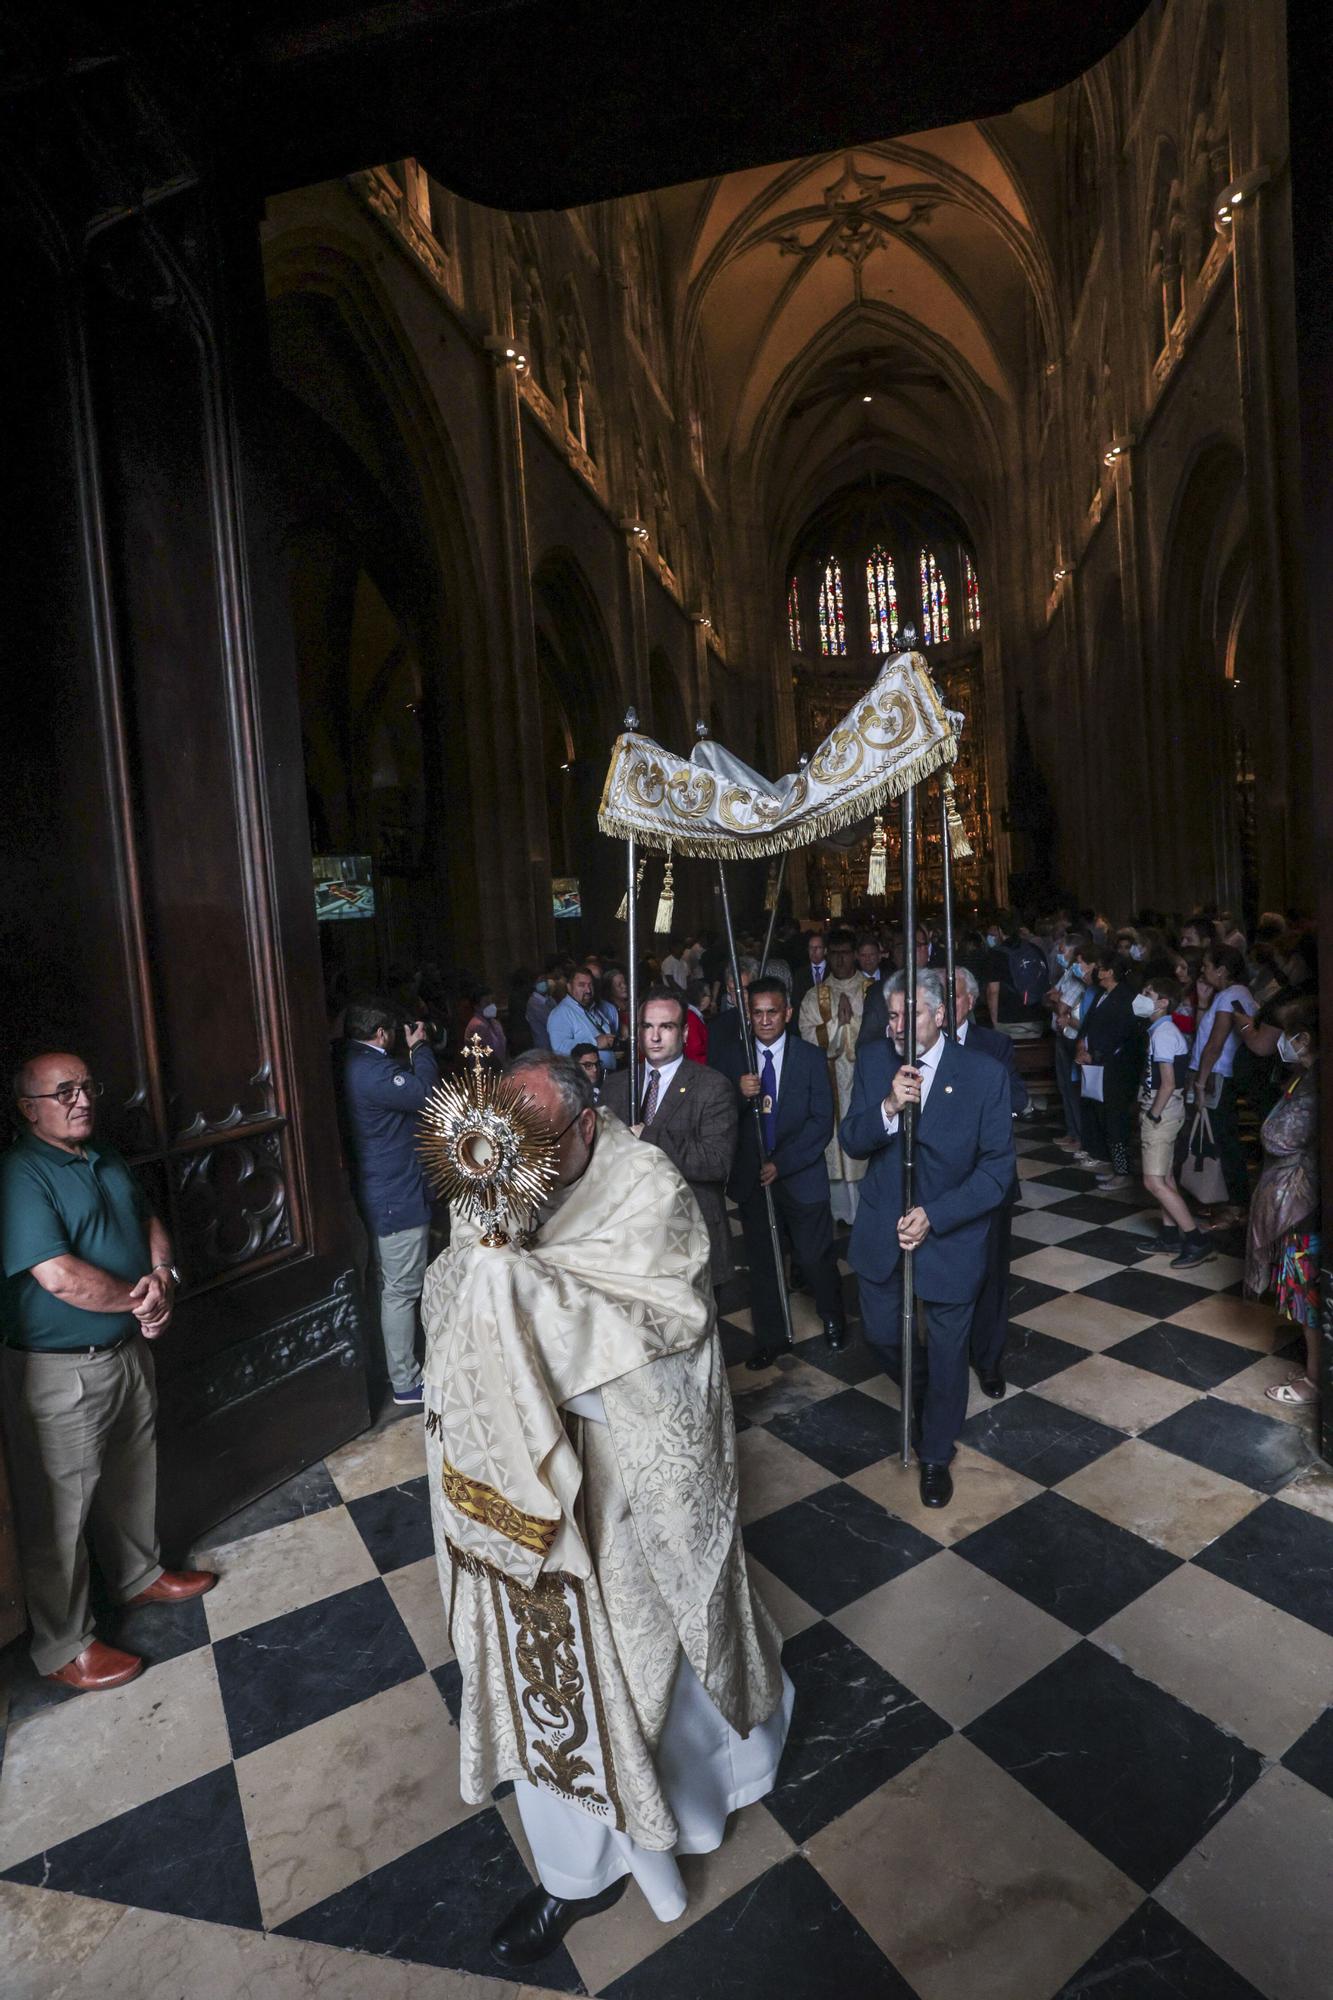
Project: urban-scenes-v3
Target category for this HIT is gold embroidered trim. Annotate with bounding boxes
[446,1537,624,1830]
[440,1457,559,1558]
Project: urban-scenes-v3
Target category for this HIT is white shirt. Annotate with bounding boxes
[882,1032,948,1135]
[1191,983,1257,1077]
[810,962,826,983]
[754,1032,787,1100]
[641,1053,685,1115]
[661,956,688,990]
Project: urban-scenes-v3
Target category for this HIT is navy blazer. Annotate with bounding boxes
[840,1035,1015,1301]
[960,1019,1029,1116]
[334,1038,441,1235]
[714,1033,833,1205]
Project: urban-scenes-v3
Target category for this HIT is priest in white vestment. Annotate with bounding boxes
[798,927,870,1225]
[421,1047,792,1969]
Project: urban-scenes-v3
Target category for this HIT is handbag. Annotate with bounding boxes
[1179,1108,1227,1206]
[1079,1063,1105,1103]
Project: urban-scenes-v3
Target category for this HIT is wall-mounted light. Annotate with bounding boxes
[483,333,519,363]
[1103,436,1133,468]
[1215,166,1272,232]
[1053,566,1070,583]
[861,393,872,404]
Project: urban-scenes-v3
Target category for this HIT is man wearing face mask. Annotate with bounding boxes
[334,997,441,1405]
[420,1050,789,1966]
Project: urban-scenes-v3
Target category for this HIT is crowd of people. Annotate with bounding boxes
[331,897,1321,1438]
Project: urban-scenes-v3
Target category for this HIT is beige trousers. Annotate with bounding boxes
[1,1339,162,1674]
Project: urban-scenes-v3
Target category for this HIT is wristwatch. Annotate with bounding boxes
[153,1262,182,1286]
[1147,1112,1161,1125]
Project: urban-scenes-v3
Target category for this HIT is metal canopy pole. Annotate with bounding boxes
[899,782,918,1467]
[940,778,957,1040]
[623,709,641,1122]
[718,858,795,1353]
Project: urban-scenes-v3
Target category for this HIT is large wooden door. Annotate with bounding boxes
[1,68,371,1553]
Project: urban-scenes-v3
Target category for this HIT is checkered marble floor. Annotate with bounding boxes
[4,1110,1333,2000]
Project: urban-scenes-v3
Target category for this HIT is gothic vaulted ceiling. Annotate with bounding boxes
[660,109,1061,564]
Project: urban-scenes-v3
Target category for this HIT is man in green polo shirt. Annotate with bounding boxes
[0,1050,216,1691]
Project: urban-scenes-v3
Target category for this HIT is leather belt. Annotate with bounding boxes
[4,1330,137,1359]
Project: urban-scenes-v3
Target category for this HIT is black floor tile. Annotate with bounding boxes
[954,1490,1178,1633]
[212,1578,422,1757]
[1079,1269,1212,1318]
[1142,1400,1316,1497]
[1021,1166,1101,1191]
[603,1854,912,1997]
[1193,1498,1333,1637]
[1007,1274,1065,1317]
[767,1387,901,1476]
[1053,1225,1157,1267]
[966,1642,1262,1889]
[1049,1194,1150,1224]
[196,1461,344,1549]
[100,1592,212,1670]
[0,1764,262,1930]
[277,1806,582,1988]
[345,1476,435,1573]
[998,1325,1087,1390]
[1282,1704,1333,1800]
[1107,1323,1256,1391]
[765,1622,950,1843]
[743,1482,936,1616]
[795,1330,886,1387]
[431,1658,462,1726]
[961,1391,1123,1486]
[1056,1896,1266,1998]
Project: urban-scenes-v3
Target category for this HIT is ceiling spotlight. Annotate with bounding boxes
[633,523,650,541]
[1103,438,1130,467]
[1053,566,1070,582]
[862,393,872,404]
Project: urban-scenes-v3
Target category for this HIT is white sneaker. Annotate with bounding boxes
[1095,1174,1132,1192]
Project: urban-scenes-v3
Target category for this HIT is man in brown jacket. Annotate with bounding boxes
[603,988,738,1286]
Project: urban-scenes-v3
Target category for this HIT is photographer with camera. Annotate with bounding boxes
[334,998,441,1406]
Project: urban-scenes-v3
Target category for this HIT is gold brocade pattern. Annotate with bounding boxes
[441,1458,558,1558]
[445,1537,623,1828]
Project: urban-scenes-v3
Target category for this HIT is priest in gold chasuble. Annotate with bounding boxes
[421,1049,791,1970]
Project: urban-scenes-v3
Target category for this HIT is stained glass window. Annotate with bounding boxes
[866,545,900,653]
[963,552,981,634]
[919,548,950,645]
[787,577,802,651]
[817,558,846,655]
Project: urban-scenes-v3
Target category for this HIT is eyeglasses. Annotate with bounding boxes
[23,1078,104,1107]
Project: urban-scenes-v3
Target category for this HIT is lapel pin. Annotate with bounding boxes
[944,1084,953,1094]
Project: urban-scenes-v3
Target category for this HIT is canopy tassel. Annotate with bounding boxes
[867,814,888,897]
[653,850,675,935]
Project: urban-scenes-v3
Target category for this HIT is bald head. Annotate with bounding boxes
[14,1052,99,1152]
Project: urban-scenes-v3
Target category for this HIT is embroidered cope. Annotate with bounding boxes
[421,1111,784,1851]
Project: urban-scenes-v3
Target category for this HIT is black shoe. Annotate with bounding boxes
[977,1369,1006,1399]
[1141,1226,1181,1254]
[789,1267,809,1293]
[746,1339,793,1372]
[491,1880,628,1968]
[823,1319,848,1352]
[1171,1234,1216,1269]
[919,1462,953,1509]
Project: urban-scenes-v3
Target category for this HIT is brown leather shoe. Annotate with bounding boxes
[47,1640,144,1692]
[125,1568,217,1606]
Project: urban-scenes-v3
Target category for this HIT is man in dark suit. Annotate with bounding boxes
[952,966,1028,1398]
[714,976,845,1369]
[841,969,1015,1507]
[790,928,828,1013]
[603,987,739,1287]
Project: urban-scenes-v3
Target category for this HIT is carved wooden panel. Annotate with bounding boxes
[173,1126,295,1284]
